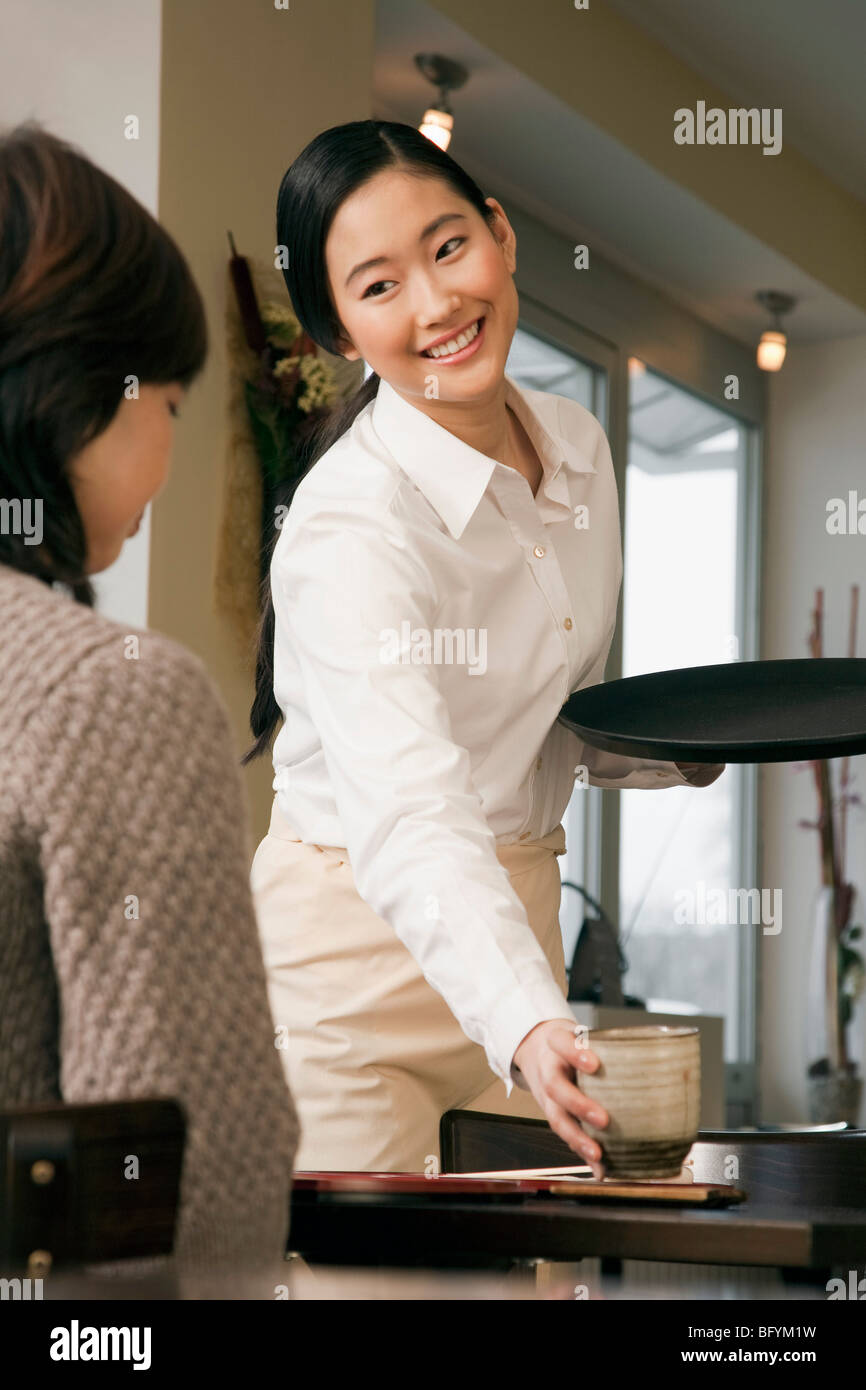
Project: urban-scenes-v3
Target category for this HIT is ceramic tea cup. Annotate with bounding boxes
[578,1025,701,1179]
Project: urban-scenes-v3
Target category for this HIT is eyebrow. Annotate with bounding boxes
[344,213,469,289]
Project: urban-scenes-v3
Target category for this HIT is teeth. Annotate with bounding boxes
[423,319,481,357]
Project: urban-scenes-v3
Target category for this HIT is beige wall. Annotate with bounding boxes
[760,336,866,1121]
[151,0,375,849]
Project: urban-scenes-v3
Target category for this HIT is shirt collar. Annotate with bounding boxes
[371,372,597,539]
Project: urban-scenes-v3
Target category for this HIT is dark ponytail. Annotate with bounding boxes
[242,371,379,764]
[242,119,498,763]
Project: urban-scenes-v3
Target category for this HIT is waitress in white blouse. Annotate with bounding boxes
[247,119,723,1175]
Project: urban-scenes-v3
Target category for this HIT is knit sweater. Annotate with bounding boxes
[0,562,300,1271]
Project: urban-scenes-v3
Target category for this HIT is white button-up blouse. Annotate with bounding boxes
[269,373,696,1096]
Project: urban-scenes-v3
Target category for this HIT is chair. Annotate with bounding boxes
[440,1110,866,1287]
[440,1107,574,1174]
[441,1109,866,1203]
[687,1127,866,1206]
[0,1098,185,1281]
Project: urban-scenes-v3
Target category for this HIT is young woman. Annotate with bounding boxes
[0,122,299,1273]
[248,119,723,1176]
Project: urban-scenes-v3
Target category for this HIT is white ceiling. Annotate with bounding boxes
[373,0,866,347]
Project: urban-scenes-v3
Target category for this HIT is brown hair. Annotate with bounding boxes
[0,120,207,602]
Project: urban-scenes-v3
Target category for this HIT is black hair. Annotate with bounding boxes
[0,120,207,604]
[243,119,498,762]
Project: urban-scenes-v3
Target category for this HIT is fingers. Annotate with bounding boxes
[546,1066,609,1135]
[679,762,726,787]
[547,1025,599,1073]
[544,1095,606,1175]
[542,1025,610,1173]
[553,1023,606,1095]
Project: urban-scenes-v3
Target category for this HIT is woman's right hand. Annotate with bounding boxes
[512,1019,609,1177]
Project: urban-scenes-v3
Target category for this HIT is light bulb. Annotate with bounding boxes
[757,329,787,372]
[419,108,453,151]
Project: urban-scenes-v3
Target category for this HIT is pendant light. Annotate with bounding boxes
[755,290,796,372]
[414,54,468,151]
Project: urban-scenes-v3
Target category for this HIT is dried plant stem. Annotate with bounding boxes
[808,589,845,1069]
[839,583,859,888]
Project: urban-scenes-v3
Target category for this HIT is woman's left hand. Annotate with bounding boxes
[675,761,726,787]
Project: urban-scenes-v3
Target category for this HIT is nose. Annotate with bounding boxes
[413,277,462,330]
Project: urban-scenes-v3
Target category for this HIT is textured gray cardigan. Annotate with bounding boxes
[0,562,299,1271]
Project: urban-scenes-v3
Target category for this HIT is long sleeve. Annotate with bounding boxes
[571,643,719,790]
[21,629,299,1272]
[578,739,695,790]
[577,739,724,790]
[272,510,573,1098]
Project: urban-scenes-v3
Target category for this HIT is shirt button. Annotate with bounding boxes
[533,545,545,558]
[519,831,531,841]
[563,618,573,630]
[536,757,543,770]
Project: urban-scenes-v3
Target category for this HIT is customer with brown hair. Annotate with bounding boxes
[0,121,299,1272]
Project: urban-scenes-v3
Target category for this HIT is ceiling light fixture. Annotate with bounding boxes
[755,290,796,372]
[414,53,468,151]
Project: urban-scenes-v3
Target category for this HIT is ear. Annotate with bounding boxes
[332,331,361,362]
[483,196,516,272]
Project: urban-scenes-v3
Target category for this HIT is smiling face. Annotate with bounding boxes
[323,169,519,409]
[66,382,186,574]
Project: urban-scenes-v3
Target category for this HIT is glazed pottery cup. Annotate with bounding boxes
[579,1025,701,1179]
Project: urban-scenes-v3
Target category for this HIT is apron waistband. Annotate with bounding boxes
[267,796,566,866]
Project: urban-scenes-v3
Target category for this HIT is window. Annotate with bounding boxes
[618,365,757,1062]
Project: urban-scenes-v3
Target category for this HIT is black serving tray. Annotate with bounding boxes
[558,658,866,764]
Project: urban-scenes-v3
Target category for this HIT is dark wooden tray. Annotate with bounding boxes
[292,1171,745,1207]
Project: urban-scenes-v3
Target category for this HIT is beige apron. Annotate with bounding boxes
[251,795,570,1173]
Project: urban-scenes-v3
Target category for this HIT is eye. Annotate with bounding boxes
[436,236,465,258]
[361,237,467,299]
[362,279,396,300]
